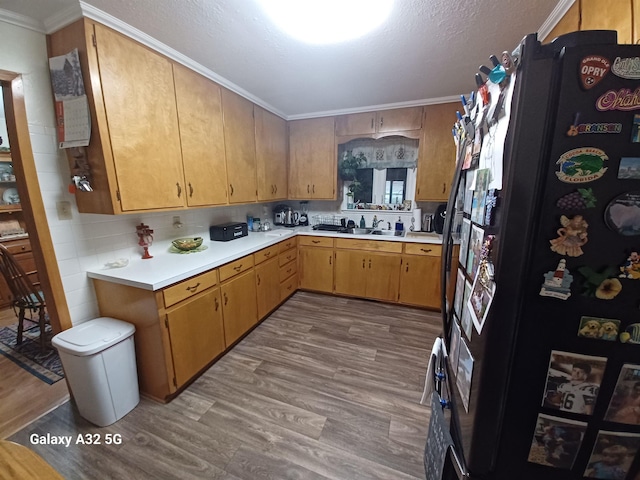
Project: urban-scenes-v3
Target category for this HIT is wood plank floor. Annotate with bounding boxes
[0,307,69,439]
[9,292,441,479]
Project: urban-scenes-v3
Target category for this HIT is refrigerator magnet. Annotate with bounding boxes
[579,55,610,90]
[583,431,640,479]
[527,413,587,470]
[467,267,495,335]
[539,259,573,300]
[612,56,640,79]
[555,147,608,183]
[549,215,589,257]
[604,364,640,424]
[556,188,597,210]
[618,250,640,279]
[466,224,485,280]
[631,114,640,143]
[618,157,640,179]
[542,350,607,416]
[577,266,622,300]
[604,192,640,235]
[596,87,640,112]
[577,316,620,341]
[620,324,640,344]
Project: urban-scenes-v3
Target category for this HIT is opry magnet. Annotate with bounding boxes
[555,147,608,183]
[579,55,610,90]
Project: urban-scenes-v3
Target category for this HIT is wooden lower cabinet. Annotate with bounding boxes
[221,269,258,346]
[399,254,441,308]
[334,250,400,302]
[255,256,280,319]
[299,245,334,293]
[165,287,225,387]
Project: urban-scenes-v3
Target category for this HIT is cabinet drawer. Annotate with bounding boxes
[298,236,334,247]
[254,245,279,265]
[280,273,298,301]
[278,237,297,253]
[404,243,442,257]
[3,239,32,255]
[279,247,297,267]
[335,238,402,253]
[163,269,219,308]
[219,255,254,282]
[279,261,297,283]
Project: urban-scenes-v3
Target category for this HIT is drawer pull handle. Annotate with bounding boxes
[287,285,292,290]
[224,292,228,305]
[230,184,234,196]
[185,282,200,293]
[189,182,194,197]
[421,248,432,253]
[369,259,372,269]
[214,297,219,311]
[264,251,271,257]
[307,184,310,194]
[233,264,242,272]
[329,255,332,265]
[312,240,320,244]
[176,182,182,198]
[286,268,292,274]
[362,259,365,269]
[257,274,261,285]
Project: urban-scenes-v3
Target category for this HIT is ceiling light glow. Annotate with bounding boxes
[257,0,394,45]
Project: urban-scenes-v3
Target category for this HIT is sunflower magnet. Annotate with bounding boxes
[577,266,622,300]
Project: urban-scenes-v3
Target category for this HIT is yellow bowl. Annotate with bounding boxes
[172,237,203,251]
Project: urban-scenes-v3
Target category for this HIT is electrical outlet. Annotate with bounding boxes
[56,201,72,220]
[173,216,183,229]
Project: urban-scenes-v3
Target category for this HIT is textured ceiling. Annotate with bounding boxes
[0,0,563,118]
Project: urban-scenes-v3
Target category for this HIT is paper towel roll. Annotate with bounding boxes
[412,208,421,232]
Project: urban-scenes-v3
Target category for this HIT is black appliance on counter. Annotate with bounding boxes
[426,31,640,480]
[434,203,447,234]
[209,222,248,242]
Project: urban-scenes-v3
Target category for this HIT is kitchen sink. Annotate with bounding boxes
[347,228,400,236]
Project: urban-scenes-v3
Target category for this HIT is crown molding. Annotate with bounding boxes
[78,2,288,119]
[0,7,44,33]
[287,95,462,121]
[43,4,83,34]
[538,0,576,42]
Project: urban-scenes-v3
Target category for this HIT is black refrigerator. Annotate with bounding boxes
[429,30,640,480]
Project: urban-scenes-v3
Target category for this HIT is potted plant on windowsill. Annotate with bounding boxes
[339,150,366,209]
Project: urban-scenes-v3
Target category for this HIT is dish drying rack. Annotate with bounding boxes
[311,214,347,231]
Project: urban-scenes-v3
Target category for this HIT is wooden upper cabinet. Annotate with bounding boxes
[289,116,336,199]
[173,64,228,207]
[254,106,287,202]
[581,0,632,44]
[335,107,423,137]
[221,89,257,204]
[415,102,458,202]
[93,23,185,211]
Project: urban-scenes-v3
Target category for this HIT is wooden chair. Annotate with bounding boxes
[0,244,47,351]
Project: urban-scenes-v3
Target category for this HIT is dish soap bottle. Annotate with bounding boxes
[360,215,366,228]
[395,216,404,236]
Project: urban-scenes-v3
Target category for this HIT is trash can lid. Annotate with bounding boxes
[52,317,135,356]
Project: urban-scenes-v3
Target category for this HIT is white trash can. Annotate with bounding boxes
[52,317,139,427]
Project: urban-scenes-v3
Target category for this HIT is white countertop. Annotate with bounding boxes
[86,226,442,291]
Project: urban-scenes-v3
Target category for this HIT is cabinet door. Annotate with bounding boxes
[376,107,423,133]
[289,117,336,199]
[221,89,257,204]
[334,250,367,298]
[335,112,376,137]
[398,255,440,308]
[165,288,225,387]
[94,24,185,211]
[298,246,334,292]
[173,64,228,207]
[415,102,459,202]
[221,269,258,346]
[255,106,287,202]
[366,252,401,302]
[255,257,280,319]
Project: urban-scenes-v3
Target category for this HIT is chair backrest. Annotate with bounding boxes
[0,244,44,308]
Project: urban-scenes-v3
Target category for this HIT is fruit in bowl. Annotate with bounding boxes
[172,237,203,251]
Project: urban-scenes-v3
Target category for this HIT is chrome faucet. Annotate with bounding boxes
[372,216,381,228]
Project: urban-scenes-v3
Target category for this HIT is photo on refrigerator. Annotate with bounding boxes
[527,413,587,470]
[604,363,640,425]
[583,430,640,479]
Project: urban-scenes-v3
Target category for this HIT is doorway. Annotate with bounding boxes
[0,72,71,438]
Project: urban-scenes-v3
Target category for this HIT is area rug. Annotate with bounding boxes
[0,319,64,384]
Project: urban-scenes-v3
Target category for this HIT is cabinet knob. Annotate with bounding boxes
[329,255,332,265]
[362,259,365,269]
[379,116,383,128]
[442,183,446,194]
[223,292,228,305]
[229,184,234,196]
[189,182,194,197]
[307,185,310,194]
[312,184,315,194]
[214,296,219,311]
[257,274,261,286]
[368,259,372,269]
[176,182,182,198]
